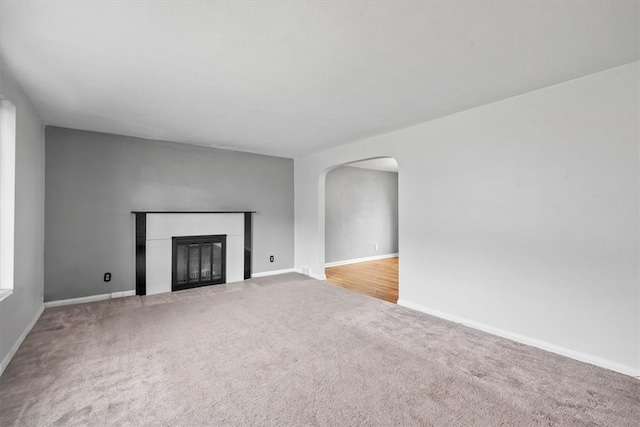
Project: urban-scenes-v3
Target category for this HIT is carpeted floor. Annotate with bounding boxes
[1,273,638,426]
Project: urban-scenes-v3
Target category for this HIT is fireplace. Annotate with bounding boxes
[172,235,226,291]
[133,211,253,296]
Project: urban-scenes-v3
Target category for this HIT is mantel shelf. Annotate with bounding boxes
[131,211,256,214]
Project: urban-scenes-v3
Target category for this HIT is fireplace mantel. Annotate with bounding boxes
[133,211,255,295]
[132,211,257,214]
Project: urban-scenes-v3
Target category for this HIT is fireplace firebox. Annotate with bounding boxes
[172,235,226,291]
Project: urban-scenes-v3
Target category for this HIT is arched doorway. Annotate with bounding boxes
[323,157,399,302]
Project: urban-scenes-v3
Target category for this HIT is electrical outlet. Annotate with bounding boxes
[374,244,378,251]
[104,272,111,282]
[270,255,274,263]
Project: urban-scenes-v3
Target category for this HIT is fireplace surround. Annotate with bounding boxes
[133,211,254,296]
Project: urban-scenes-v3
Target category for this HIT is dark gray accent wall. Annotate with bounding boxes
[44,127,294,301]
[325,166,398,263]
[0,57,45,371]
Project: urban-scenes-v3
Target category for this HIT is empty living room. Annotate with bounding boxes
[0,1,639,425]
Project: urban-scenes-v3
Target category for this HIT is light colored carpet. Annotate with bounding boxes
[0,273,638,426]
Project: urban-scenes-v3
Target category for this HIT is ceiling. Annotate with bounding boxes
[347,158,398,173]
[0,1,638,158]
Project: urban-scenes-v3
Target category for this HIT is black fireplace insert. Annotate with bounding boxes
[172,235,226,291]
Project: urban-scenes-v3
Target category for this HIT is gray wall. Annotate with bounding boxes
[325,166,398,263]
[45,127,294,301]
[0,57,45,372]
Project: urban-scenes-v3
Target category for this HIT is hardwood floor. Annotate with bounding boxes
[325,257,398,303]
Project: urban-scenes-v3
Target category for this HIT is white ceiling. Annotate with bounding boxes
[0,1,638,158]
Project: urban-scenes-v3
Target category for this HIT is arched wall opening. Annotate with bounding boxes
[320,157,399,302]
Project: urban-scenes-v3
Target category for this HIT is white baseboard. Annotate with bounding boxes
[325,253,398,268]
[251,268,297,278]
[289,268,326,281]
[1,304,44,377]
[44,290,136,308]
[111,290,136,298]
[397,299,640,379]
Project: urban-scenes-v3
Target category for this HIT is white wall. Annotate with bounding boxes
[0,56,45,375]
[294,62,639,376]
